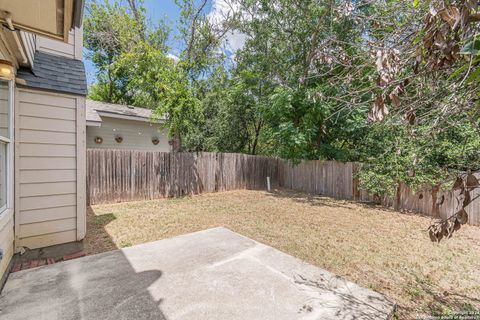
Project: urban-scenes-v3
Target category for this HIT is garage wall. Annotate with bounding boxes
[15,88,85,250]
[87,117,170,152]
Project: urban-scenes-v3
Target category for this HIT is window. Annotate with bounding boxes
[0,80,12,214]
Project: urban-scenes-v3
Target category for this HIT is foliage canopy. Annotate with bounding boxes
[84,0,480,199]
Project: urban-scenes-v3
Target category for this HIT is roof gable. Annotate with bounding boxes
[16,51,87,95]
[86,99,165,125]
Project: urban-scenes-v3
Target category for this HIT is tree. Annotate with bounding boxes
[84,0,202,149]
[185,0,372,160]
[84,0,480,206]
[184,66,267,155]
[84,0,169,104]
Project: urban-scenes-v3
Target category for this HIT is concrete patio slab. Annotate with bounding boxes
[0,228,395,320]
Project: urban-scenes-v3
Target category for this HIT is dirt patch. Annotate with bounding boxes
[85,189,480,318]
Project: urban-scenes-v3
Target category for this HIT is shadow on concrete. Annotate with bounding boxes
[293,273,396,319]
[0,246,168,320]
[0,205,169,320]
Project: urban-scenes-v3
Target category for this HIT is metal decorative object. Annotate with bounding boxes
[152,137,160,145]
[115,135,123,143]
[95,137,103,144]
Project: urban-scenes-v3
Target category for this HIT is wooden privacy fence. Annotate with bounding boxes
[87,150,279,204]
[278,160,357,200]
[277,160,480,226]
[87,149,480,226]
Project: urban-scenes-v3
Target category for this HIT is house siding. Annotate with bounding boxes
[0,85,7,137]
[36,27,83,60]
[0,211,14,279]
[15,88,85,250]
[87,117,171,152]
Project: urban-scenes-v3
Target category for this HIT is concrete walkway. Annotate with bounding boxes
[0,228,395,319]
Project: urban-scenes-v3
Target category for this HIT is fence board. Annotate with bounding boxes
[86,149,479,226]
[87,150,279,205]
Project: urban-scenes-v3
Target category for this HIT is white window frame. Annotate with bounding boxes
[0,80,13,216]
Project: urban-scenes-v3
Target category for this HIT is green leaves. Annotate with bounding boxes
[448,57,480,84]
[465,67,480,84]
[84,0,480,198]
[460,37,480,56]
[84,0,171,105]
[357,115,480,197]
[85,0,203,147]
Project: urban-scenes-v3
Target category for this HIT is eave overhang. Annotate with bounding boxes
[0,0,84,43]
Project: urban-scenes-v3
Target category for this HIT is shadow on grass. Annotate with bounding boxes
[403,273,480,316]
[264,188,383,211]
[265,188,433,220]
[85,206,119,255]
[90,212,116,226]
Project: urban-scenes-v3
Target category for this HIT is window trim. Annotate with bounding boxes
[0,80,13,217]
[0,143,7,214]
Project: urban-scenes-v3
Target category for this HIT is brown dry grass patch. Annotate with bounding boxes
[85,189,480,319]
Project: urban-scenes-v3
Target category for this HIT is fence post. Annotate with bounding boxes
[394,182,401,211]
[84,150,479,226]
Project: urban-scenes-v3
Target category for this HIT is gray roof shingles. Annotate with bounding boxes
[86,99,166,123]
[16,51,87,96]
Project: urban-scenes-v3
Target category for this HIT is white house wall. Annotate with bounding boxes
[15,88,85,250]
[87,117,171,152]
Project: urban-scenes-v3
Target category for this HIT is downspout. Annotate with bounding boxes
[4,13,28,65]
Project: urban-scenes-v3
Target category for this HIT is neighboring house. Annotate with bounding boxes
[0,1,86,283]
[86,100,171,152]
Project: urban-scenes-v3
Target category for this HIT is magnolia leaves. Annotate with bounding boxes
[376,49,400,87]
[428,217,461,242]
[368,83,411,123]
[368,49,403,122]
[428,173,479,242]
[368,47,417,124]
[417,1,477,72]
[419,9,459,70]
[368,94,389,122]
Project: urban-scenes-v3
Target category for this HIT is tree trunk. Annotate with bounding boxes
[171,132,182,152]
[431,184,441,218]
[107,65,114,101]
[251,121,263,155]
[394,181,401,211]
